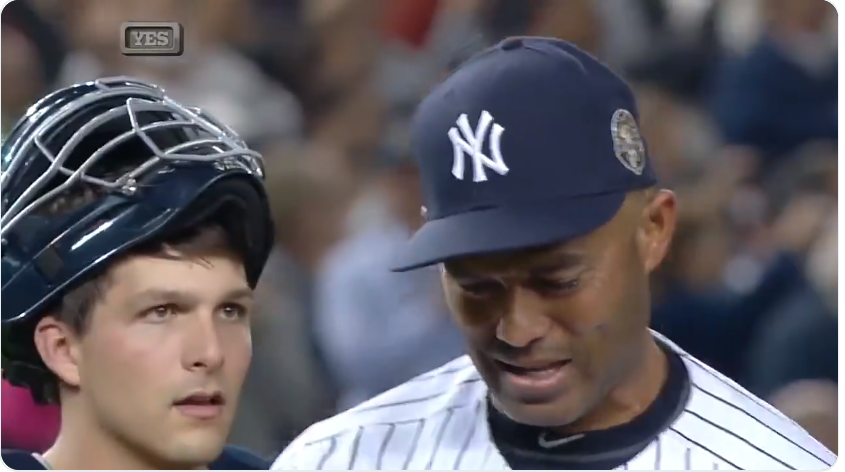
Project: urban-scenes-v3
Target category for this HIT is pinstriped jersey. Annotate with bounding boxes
[272,334,835,470]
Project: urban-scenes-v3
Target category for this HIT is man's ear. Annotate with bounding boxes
[33,315,83,388]
[636,189,677,274]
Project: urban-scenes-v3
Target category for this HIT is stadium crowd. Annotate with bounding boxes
[1,0,838,459]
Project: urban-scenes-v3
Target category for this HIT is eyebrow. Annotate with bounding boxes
[527,251,586,275]
[447,251,586,279]
[221,287,255,301]
[129,287,254,307]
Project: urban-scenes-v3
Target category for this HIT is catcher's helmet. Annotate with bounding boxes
[1,77,274,398]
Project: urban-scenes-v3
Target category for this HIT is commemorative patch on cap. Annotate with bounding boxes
[610,109,646,175]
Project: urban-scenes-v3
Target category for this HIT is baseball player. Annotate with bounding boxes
[1,78,274,469]
[272,38,836,470]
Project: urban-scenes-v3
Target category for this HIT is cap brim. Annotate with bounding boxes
[391,191,626,272]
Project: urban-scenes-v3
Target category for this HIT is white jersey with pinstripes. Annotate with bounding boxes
[271,333,835,470]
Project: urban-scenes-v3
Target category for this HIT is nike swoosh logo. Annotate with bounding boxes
[537,432,585,448]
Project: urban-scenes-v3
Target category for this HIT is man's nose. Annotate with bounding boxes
[495,287,551,348]
[183,314,225,372]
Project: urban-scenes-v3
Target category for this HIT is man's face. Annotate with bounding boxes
[77,250,253,466]
[442,191,675,428]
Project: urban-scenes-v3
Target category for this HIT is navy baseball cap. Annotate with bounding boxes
[391,37,657,272]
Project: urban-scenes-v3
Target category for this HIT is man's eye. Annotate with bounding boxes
[219,303,249,321]
[533,278,580,294]
[142,304,178,321]
[460,281,504,297]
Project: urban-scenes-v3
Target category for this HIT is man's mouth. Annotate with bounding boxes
[495,359,571,378]
[173,391,226,420]
[494,359,572,399]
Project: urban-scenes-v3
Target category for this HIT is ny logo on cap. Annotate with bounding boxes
[448,110,510,182]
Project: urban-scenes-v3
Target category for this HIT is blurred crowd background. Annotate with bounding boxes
[1,0,838,460]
